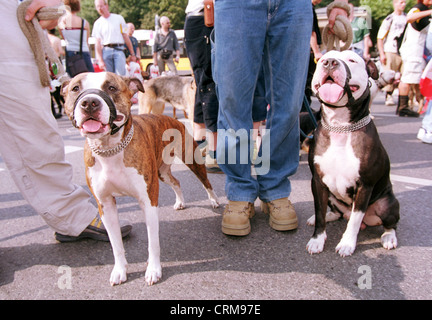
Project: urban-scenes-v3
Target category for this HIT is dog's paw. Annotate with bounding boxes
[110,265,127,286]
[210,198,220,209]
[306,232,327,254]
[173,201,185,210]
[306,215,315,226]
[381,229,397,250]
[145,263,162,286]
[335,237,356,257]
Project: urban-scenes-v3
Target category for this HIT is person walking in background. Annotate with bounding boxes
[47,28,65,118]
[58,0,94,76]
[350,3,372,59]
[377,0,407,107]
[125,22,141,60]
[153,16,180,75]
[92,0,136,75]
[397,0,432,117]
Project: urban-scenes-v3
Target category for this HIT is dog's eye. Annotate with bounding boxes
[72,85,80,92]
[108,86,117,92]
[348,59,357,63]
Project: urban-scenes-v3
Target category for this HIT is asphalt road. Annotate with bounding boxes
[0,92,431,301]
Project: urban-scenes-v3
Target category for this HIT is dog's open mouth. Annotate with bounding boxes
[316,76,344,104]
[80,118,109,134]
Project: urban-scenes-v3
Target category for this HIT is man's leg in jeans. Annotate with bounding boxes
[215,1,267,203]
[256,1,312,202]
[113,49,127,76]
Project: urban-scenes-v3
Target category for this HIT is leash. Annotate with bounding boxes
[17,0,69,87]
[300,95,319,140]
[322,1,353,51]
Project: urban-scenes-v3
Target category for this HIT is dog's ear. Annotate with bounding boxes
[124,77,145,95]
[365,59,379,80]
[60,79,71,98]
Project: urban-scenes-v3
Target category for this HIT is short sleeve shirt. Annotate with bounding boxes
[92,13,128,45]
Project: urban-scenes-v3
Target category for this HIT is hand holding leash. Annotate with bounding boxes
[323,1,353,51]
[18,0,69,87]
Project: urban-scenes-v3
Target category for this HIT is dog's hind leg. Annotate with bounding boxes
[158,163,185,210]
[183,157,219,209]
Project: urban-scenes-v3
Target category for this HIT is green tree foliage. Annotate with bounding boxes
[78,0,187,30]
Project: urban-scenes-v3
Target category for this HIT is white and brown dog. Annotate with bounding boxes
[62,72,219,286]
[138,75,196,120]
[306,50,400,257]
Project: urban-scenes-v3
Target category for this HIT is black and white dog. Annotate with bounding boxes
[306,50,400,257]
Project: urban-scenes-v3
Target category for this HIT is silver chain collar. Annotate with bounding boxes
[321,115,371,133]
[88,125,134,157]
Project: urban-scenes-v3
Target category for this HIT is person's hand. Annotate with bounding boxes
[174,56,180,63]
[98,60,106,71]
[380,53,387,66]
[25,0,63,29]
[327,1,349,34]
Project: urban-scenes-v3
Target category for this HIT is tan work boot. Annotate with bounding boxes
[261,198,298,231]
[222,201,255,236]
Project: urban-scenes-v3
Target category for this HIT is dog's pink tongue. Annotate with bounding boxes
[318,83,344,104]
[82,120,102,133]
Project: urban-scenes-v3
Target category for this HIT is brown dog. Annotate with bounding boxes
[62,72,218,286]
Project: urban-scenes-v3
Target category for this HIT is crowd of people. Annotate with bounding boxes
[0,0,430,244]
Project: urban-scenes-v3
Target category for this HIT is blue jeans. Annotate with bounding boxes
[103,47,126,76]
[214,0,312,203]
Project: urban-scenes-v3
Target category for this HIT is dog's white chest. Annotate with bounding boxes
[314,133,360,204]
[88,154,146,199]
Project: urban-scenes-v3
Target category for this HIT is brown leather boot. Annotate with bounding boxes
[261,198,298,231]
[222,201,255,236]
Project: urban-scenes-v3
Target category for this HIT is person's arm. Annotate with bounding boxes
[85,20,91,49]
[95,37,105,70]
[122,33,136,62]
[363,34,371,60]
[173,32,180,63]
[310,31,323,61]
[406,9,432,24]
[377,38,386,65]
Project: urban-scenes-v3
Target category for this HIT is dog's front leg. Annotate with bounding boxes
[100,197,128,286]
[335,185,372,257]
[307,175,329,254]
[141,202,162,285]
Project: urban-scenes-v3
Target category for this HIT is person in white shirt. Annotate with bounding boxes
[377,0,407,106]
[92,0,135,75]
[397,0,432,117]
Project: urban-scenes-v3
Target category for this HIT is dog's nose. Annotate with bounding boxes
[322,58,339,71]
[80,97,101,112]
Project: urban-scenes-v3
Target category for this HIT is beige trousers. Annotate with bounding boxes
[0,1,96,236]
